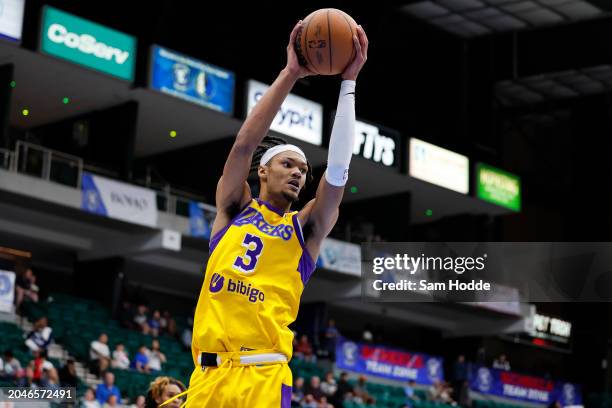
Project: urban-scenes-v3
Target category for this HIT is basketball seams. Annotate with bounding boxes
[303,16,321,75]
[327,9,333,75]
[337,10,356,66]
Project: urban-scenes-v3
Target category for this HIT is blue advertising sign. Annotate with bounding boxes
[335,337,444,385]
[189,201,211,239]
[150,45,234,114]
[470,366,582,406]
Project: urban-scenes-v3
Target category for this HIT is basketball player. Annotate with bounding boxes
[163,21,368,407]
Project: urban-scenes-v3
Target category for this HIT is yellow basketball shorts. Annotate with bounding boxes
[184,362,293,407]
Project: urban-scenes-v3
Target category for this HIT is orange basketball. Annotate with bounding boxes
[296,9,358,76]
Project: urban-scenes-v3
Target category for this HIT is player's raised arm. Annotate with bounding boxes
[300,25,368,259]
[213,21,316,231]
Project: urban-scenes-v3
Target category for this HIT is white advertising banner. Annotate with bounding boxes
[0,0,25,42]
[81,172,158,227]
[246,79,323,146]
[409,138,469,194]
[353,120,396,167]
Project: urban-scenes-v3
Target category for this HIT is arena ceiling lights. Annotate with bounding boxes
[496,64,612,105]
[401,0,606,37]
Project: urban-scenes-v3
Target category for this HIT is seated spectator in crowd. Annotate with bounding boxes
[15,268,39,311]
[81,388,101,408]
[292,377,305,406]
[133,305,150,335]
[492,354,511,371]
[58,358,78,387]
[129,395,146,408]
[145,376,186,408]
[324,319,340,360]
[25,317,52,353]
[160,310,177,336]
[39,366,60,389]
[119,301,135,330]
[353,375,372,404]
[132,346,150,373]
[146,339,167,372]
[428,380,442,401]
[148,310,162,337]
[0,350,22,382]
[403,379,419,407]
[27,349,53,386]
[438,381,456,406]
[305,375,324,401]
[95,372,121,406]
[319,396,334,408]
[181,317,193,351]
[111,343,130,370]
[320,371,337,400]
[295,334,316,363]
[301,394,318,408]
[103,394,120,408]
[89,333,111,375]
[333,371,353,407]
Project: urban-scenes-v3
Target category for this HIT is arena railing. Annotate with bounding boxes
[0,148,13,171]
[14,141,83,188]
[11,141,218,219]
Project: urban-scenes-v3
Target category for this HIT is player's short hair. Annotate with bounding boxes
[249,135,313,191]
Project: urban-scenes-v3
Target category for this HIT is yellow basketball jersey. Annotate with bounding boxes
[192,198,315,362]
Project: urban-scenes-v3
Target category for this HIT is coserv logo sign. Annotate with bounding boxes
[246,79,322,146]
[40,6,136,81]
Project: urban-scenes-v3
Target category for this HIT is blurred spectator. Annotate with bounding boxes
[492,354,511,371]
[428,380,442,401]
[15,268,39,311]
[548,400,562,408]
[111,343,130,370]
[353,375,372,404]
[305,375,324,401]
[145,376,186,408]
[40,366,60,389]
[320,371,337,399]
[81,388,101,408]
[148,310,162,337]
[23,349,53,386]
[103,394,120,408]
[458,381,471,408]
[95,372,121,405]
[292,377,305,406]
[334,372,353,406]
[452,355,467,400]
[295,334,316,363]
[132,345,150,373]
[59,358,78,387]
[404,379,419,407]
[0,350,22,382]
[438,381,456,405]
[323,319,340,361]
[301,394,318,408]
[146,339,167,372]
[119,301,135,330]
[89,333,111,375]
[318,396,333,408]
[129,395,146,408]
[133,305,150,334]
[181,316,193,350]
[160,310,177,336]
[25,316,52,353]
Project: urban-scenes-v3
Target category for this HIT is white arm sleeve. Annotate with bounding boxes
[325,80,356,187]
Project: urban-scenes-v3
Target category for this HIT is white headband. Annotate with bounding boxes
[260,144,307,167]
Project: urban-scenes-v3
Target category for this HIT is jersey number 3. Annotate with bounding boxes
[233,233,264,273]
